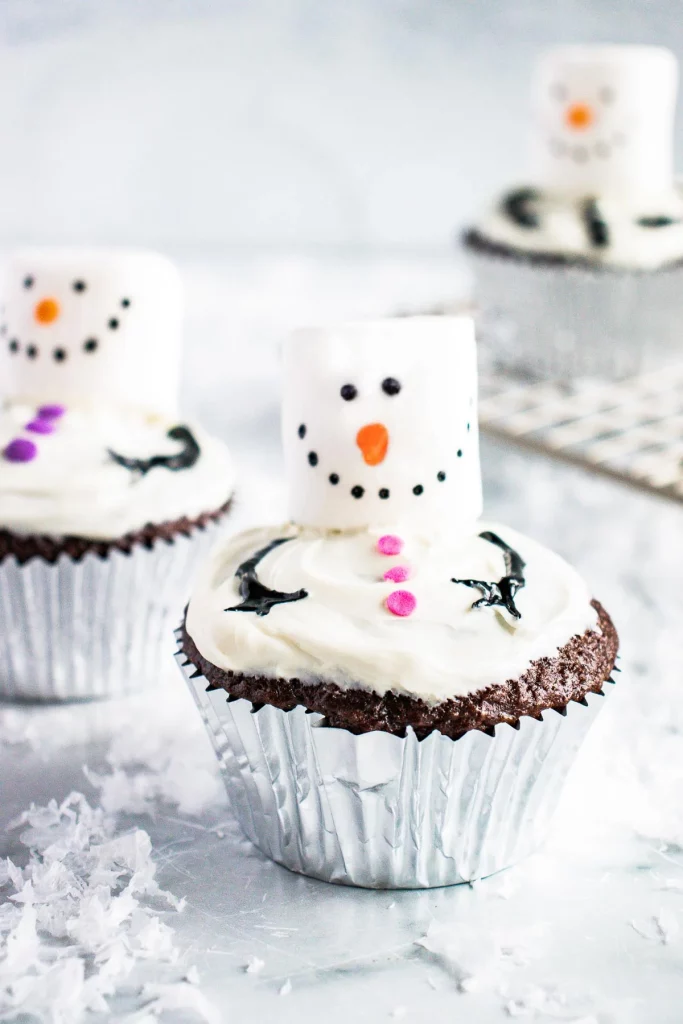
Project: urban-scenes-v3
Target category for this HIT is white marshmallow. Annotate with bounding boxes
[282,316,482,535]
[532,45,678,198]
[0,249,183,414]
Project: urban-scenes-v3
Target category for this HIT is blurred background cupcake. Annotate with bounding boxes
[463,44,683,381]
[0,248,235,700]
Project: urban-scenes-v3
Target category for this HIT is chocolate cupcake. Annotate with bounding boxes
[463,45,683,380]
[0,248,234,700]
[178,317,618,889]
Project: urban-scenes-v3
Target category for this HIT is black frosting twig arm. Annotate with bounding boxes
[109,425,201,476]
[452,531,526,620]
[226,537,309,617]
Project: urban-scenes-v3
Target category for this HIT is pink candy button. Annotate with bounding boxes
[4,438,38,463]
[384,565,411,583]
[377,534,403,556]
[386,590,416,617]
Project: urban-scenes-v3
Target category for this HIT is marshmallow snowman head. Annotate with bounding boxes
[532,45,678,198]
[283,317,482,535]
[0,249,183,414]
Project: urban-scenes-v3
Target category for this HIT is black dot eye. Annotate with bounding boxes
[413,484,424,496]
[23,276,34,289]
[9,339,19,353]
[351,485,364,499]
[26,344,38,359]
[308,451,318,467]
[298,424,306,439]
[381,377,401,397]
[340,383,357,401]
[108,318,119,330]
[379,488,390,499]
[53,348,67,362]
[457,449,463,458]
[72,280,86,293]
[437,471,446,482]
[83,338,98,353]
[329,473,339,485]
[121,297,131,308]
[467,422,471,432]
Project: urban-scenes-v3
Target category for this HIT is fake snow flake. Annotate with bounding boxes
[245,956,265,975]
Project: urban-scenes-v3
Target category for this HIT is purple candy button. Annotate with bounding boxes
[38,404,66,419]
[4,438,38,463]
[26,418,55,435]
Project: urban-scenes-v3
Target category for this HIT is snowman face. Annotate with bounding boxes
[533,46,678,197]
[0,249,183,414]
[282,317,482,535]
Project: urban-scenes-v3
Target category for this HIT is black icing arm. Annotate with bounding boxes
[501,188,541,229]
[452,530,527,620]
[226,537,308,617]
[109,425,200,475]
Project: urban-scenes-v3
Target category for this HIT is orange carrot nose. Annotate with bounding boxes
[34,297,60,324]
[356,422,389,466]
[565,102,594,131]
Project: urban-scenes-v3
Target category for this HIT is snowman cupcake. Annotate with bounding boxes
[464,45,683,379]
[0,248,234,700]
[178,317,618,889]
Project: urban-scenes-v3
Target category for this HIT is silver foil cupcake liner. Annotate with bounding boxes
[0,518,226,702]
[466,245,683,381]
[177,647,613,889]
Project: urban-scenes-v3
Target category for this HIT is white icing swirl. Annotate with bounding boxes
[0,401,234,540]
[186,522,599,704]
[474,184,683,269]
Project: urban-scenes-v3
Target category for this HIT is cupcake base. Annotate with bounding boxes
[176,615,617,889]
[463,229,683,381]
[0,501,231,701]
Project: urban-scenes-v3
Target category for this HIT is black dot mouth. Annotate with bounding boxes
[8,339,19,354]
[298,423,307,439]
[351,485,364,499]
[379,488,390,499]
[307,451,318,467]
[53,348,67,362]
[329,473,340,485]
[26,344,38,359]
[108,318,120,330]
[83,338,98,353]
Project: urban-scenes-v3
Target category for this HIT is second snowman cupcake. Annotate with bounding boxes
[178,317,618,889]
[464,45,683,380]
[0,248,235,700]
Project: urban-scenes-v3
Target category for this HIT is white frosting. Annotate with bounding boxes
[186,521,599,704]
[476,184,683,269]
[283,317,482,537]
[0,249,183,415]
[533,46,678,199]
[0,401,234,540]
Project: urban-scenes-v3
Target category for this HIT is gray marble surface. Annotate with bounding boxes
[2,256,683,1023]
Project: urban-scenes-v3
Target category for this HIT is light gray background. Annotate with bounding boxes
[1,0,682,252]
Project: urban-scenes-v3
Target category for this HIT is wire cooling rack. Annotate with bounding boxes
[478,362,683,503]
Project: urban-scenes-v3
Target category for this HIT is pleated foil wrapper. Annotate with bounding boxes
[0,517,226,702]
[177,645,613,889]
[466,243,683,381]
